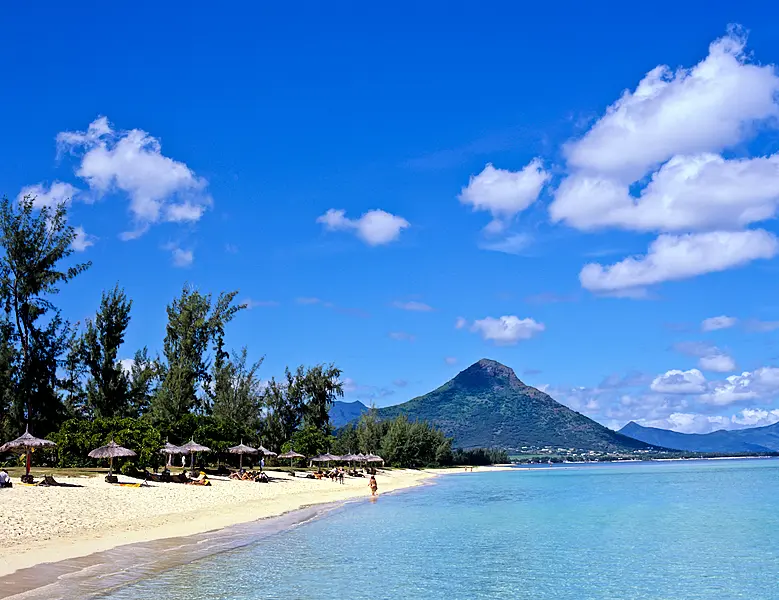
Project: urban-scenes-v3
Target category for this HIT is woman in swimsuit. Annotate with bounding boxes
[369,475,378,496]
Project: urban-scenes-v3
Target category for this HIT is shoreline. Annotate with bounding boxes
[0,468,436,581]
[0,466,509,596]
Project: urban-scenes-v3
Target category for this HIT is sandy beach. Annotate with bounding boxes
[0,468,442,579]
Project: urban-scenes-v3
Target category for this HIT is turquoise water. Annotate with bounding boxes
[103,460,779,599]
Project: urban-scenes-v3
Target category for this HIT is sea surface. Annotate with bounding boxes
[102,459,779,600]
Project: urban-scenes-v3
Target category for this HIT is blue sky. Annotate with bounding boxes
[3,2,779,434]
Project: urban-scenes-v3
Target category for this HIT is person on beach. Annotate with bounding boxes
[260,458,265,472]
[0,469,11,488]
[369,474,378,496]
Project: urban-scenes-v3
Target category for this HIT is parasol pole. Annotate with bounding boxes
[26,448,31,477]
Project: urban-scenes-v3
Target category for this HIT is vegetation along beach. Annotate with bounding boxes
[4,4,779,599]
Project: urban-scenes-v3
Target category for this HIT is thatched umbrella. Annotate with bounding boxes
[227,441,258,470]
[88,440,137,477]
[311,453,339,468]
[0,425,56,479]
[366,454,384,464]
[179,439,211,476]
[159,442,184,467]
[258,445,277,457]
[278,450,305,467]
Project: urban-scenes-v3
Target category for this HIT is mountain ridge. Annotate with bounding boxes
[349,359,655,451]
[619,420,779,453]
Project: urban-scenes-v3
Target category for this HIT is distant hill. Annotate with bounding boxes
[620,421,779,453]
[375,359,654,451]
[330,400,369,428]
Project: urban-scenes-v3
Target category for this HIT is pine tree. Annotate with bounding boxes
[0,195,90,434]
[80,284,132,418]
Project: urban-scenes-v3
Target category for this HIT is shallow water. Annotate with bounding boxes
[102,459,779,599]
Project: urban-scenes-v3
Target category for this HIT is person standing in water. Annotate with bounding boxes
[369,474,378,496]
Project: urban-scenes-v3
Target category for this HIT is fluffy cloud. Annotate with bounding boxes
[393,301,433,312]
[549,30,779,293]
[57,117,212,238]
[700,367,779,405]
[118,358,135,374]
[550,154,779,233]
[467,315,545,345]
[698,353,736,373]
[444,357,457,365]
[459,160,550,232]
[72,226,96,252]
[455,317,467,329]
[701,315,738,332]
[17,181,79,208]
[243,298,280,308]
[650,368,707,394]
[166,245,193,268]
[317,208,409,246]
[563,29,779,182]
[579,230,778,293]
[639,408,779,434]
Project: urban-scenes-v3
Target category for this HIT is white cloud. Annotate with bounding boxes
[56,116,212,237]
[650,368,707,394]
[478,233,532,255]
[469,315,545,345]
[165,244,193,268]
[701,315,738,332]
[639,407,779,434]
[579,230,778,293]
[731,408,779,427]
[18,181,79,208]
[701,367,779,405]
[698,353,736,373]
[459,160,550,231]
[550,154,779,233]
[72,226,96,252]
[455,317,467,329]
[393,301,433,312]
[444,357,457,365]
[118,358,135,374]
[563,28,779,182]
[317,208,409,246]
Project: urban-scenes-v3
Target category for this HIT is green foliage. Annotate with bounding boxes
[287,425,334,458]
[331,423,359,456]
[52,417,163,469]
[262,369,304,452]
[452,447,508,466]
[211,347,264,434]
[0,195,90,435]
[299,363,343,433]
[379,415,450,468]
[152,286,245,424]
[80,284,132,418]
[356,406,384,455]
[127,347,158,417]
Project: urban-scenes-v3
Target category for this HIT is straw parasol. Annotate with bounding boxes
[227,441,258,470]
[179,439,211,476]
[88,440,136,477]
[258,445,277,457]
[159,441,184,467]
[0,425,56,479]
[278,450,305,467]
[365,454,384,463]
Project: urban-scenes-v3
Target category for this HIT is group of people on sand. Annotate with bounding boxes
[327,467,346,484]
[229,468,269,483]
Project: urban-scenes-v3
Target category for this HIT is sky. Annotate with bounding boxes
[2,2,779,435]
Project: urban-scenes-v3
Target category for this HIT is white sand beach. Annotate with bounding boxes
[0,469,440,578]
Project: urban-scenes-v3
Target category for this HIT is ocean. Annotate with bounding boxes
[100,459,779,600]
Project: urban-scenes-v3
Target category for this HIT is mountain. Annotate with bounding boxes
[330,400,369,428]
[620,421,779,453]
[376,359,653,451]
